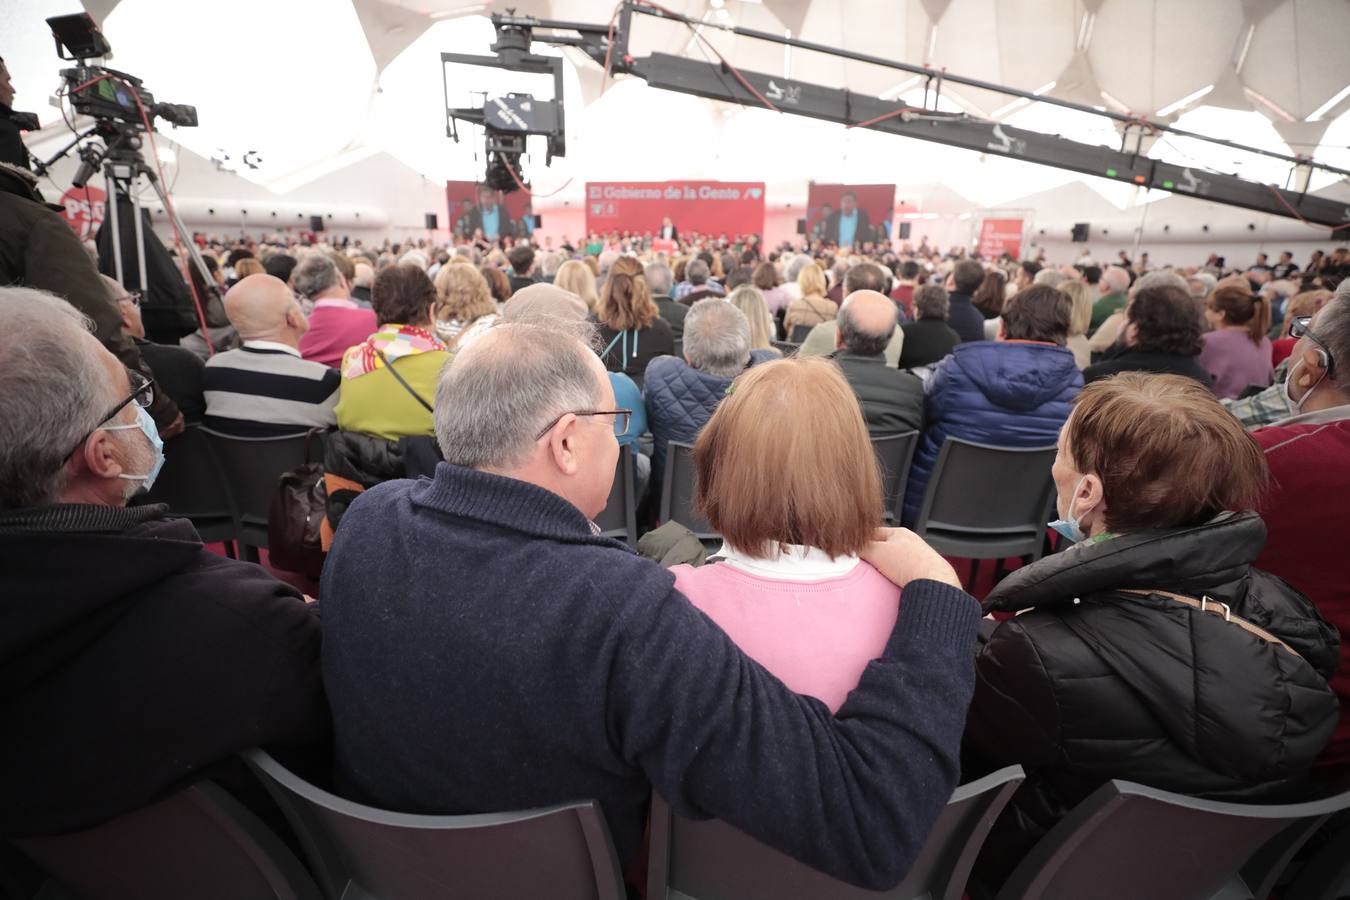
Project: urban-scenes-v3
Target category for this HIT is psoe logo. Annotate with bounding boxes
[589,186,602,199]
[745,187,763,200]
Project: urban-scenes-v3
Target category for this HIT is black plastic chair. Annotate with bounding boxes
[789,324,814,343]
[910,438,1056,584]
[12,783,321,900]
[994,780,1350,900]
[872,431,920,525]
[771,340,801,357]
[595,444,638,547]
[244,749,626,900]
[135,424,237,553]
[647,765,1025,900]
[1283,809,1350,900]
[659,440,718,542]
[202,427,326,561]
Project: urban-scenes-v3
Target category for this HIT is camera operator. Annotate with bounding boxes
[0,55,183,439]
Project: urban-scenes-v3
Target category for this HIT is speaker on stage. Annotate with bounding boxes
[1071,222,1090,243]
[796,218,807,235]
[898,222,912,239]
[310,215,325,232]
[425,213,439,230]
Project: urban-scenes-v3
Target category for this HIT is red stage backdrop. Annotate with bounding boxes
[445,181,532,238]
[60,185,106,241]
[585,181,765,236]
[805,183,896,243]
[978,217,1025,260]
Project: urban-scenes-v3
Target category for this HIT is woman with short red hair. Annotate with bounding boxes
[964,372,1339,888]
[669,357,899,712]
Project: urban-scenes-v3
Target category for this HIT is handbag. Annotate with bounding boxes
[267,428,328,578]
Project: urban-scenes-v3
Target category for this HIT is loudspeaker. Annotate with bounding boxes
[1071,222,1089,243]
[425,213,439,230]
[310,215,325,232]
[796,218,807,235]
[898,222,912,239]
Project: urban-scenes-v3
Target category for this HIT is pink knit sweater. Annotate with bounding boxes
[671,559,901,712]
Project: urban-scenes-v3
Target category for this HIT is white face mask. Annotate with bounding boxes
[1280,356,1328,416]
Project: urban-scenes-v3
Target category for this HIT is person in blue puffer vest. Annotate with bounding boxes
[645,298,778,493]
[902,284,1083,525]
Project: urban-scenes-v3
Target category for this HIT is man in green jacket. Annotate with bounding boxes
[1089,264,1131,333]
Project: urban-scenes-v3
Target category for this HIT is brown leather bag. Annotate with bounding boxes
[267,429,328,578]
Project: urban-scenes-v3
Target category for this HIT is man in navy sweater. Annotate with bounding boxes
[321,318,982,890]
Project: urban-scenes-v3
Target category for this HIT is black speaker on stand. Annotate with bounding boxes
[309,215,325,232]
[898,222,912,240]
[1071,222,1090,242]
[425,213,438,230]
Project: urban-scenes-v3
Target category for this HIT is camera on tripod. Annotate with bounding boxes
[47,13,198,130]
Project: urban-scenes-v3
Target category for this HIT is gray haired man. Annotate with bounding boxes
[0,286,327,840]
[320,316,981,892]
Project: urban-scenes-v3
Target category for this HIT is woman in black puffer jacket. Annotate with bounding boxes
[965,372,1339,887]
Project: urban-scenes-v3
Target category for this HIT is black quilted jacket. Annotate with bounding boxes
[965,511,1340,885]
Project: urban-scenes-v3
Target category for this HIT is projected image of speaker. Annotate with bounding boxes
[425,213,439,230]
[310,215,325,232]
[1071,222,1090,243]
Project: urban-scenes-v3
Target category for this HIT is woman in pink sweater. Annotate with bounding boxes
[671,357,900,712]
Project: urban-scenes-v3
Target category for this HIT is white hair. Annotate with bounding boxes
[683,298,750,377]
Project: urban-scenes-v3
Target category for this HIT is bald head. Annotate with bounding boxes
[223,274,307,345]
[502,283,590,322]
[837,289,897,356]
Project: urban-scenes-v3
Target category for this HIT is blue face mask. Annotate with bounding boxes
[1048,475,1090,544]
[103,404,165,492]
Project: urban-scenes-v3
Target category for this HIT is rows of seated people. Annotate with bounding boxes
[2,213,1349,898]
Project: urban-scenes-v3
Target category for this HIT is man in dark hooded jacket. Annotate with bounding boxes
[0,286,328,842]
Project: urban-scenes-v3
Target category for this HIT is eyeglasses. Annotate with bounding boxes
[534,408,633,441]
[1289,316,1336,376]
[117,290,142,307]
[66,371,156,459]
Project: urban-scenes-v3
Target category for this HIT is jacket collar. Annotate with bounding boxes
[0,503,166,536]
[415,462,625,548]
[984,510,1265,613]
[830,349,887,363]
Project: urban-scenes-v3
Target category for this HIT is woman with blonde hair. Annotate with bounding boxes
[727,286,781,354]
[1057,280,1094,369]
[432,263,498,352]
[669,357,899,712]
[595,255,674,378]
[555,259,599,312]
[784,261,837,338]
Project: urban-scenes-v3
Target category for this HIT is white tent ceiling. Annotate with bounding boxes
[7,0,1350,212]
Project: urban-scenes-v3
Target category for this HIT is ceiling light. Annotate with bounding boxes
[156,145,176,164]
[709,0,724,7]
[430,5,486,19]
[1243,87,1295,123]
[1099,91,1130,113]
[714,7,730,19]
[1155,84,1214,117]
[990,81,1056,119]
[1306,83,1350,123]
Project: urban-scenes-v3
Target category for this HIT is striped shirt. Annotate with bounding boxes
[203,341,340,437]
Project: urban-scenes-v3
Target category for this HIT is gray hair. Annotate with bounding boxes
[434,318,602,470]
[0,288,116,509]
[1133,269,1188,294]
[686,258,710,285]
[1188,272,1218,299]
[1034,269,1068,288]
[1101,265,1131,294]
[540,252,564,278]
[785,253,812,283]
[1319,279,1350,393]
[838,299,896,357]
[291,253,341,299]
[645,262,674,297]
[914,284,949,320]
[683,298,750,376]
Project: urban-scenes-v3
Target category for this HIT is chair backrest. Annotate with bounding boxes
[244,750,627,900]
[13,783,321,900]
[202,428,325,540]
[912,438,1056,539]
[136,424,235,540]
[872,431,920,524]
[647,765,1024,900]
[595,444,638,547]
[771,340,800,357]
[659,441,717,540]
[789,324,814,343]
[996,780,1350,900]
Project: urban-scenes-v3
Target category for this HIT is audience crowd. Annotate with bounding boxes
[3,162,1350,897]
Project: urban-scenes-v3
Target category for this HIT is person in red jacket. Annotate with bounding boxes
[1252,285,1350,774]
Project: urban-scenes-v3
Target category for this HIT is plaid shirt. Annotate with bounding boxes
[1223,359,1289,430]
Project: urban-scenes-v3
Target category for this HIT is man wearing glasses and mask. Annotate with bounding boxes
[105,273,206,424]
[1250,282,1350,774]
[0,287,329,845]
